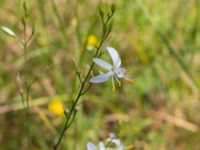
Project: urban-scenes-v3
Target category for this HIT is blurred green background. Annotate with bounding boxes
[0,0,200,149]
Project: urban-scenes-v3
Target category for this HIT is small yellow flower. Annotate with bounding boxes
[87,35,98,46]
[48,99,64,116]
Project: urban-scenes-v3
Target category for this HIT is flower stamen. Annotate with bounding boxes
[112,75,115,91]
[114,73,121,87]
[90,47,134,91]
[127,79,135,83]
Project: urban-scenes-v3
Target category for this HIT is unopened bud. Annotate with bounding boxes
[111,4,116,13]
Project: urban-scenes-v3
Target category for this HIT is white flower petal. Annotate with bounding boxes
[1,26,16,37]
[99,71,104,74]
[114,68,126,78]
[93,58,112,70]
[106,47,121,67]
[99,142,105,150]
[90,72,112,83]
[118,145,124,150]
[87,142,97,150]
[111,139,121,146]
[109,133,116,139]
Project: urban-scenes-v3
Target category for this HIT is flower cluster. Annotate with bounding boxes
[90,47,134,91]
[87,133,124,150]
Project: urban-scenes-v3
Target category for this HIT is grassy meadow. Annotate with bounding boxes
[0,0,200,149]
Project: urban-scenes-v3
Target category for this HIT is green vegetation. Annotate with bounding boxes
[0,0,200,149]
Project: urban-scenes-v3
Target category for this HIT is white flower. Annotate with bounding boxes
[87,142,105,150]
[87,133,124,150]
[90,47,133,91]
[108,133,124,150]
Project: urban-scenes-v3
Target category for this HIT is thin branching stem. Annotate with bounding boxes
[53,6,115,149]
[20,2,35,148]
[53,38,104,149]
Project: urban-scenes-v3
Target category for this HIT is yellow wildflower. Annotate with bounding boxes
[87,35,98,46]
[48,99,64,116]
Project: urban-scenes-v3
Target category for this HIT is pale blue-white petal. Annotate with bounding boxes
[109,133,116,139]
[106,47,121,67]
[114,67,126,78]
[87,142,97,150]
[99,71,104,74]
[110,139,124,150]
[1,26,16,37]
[99,142,105,150]
[108,133,124,150]
[111,139,121,146]
[93,58,112,70]
[90,72,112,83]
[118,145,124,150]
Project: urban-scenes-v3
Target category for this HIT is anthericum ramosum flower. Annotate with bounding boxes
[90,47,134,91]
[87,142,105,150]
[108,133,124,150]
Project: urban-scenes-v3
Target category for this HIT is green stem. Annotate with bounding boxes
[53,6,115,149]
[53,39,103,150]
[50,0,66,36]
[21,2,34,147]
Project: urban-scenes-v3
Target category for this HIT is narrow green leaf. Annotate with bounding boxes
[99,7,104,20]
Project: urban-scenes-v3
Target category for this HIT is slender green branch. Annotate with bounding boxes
[53,38,104,150]
[53,6,115,149]
[81,83,92,95]
[20,2,35,148]
[22,10,32,149]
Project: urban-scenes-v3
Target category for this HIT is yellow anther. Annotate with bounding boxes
[112,85,116,92]
[128,79,135,83]
[108,32,113,40]
[118,80,121,87]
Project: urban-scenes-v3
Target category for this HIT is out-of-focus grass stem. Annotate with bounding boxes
[78,3,100,67]
[20,1,34,148]
[189,0,200,63]
[137,0,199,93]
[50,0,66,36]
[37,0,47,26]
[69,3,100,124]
